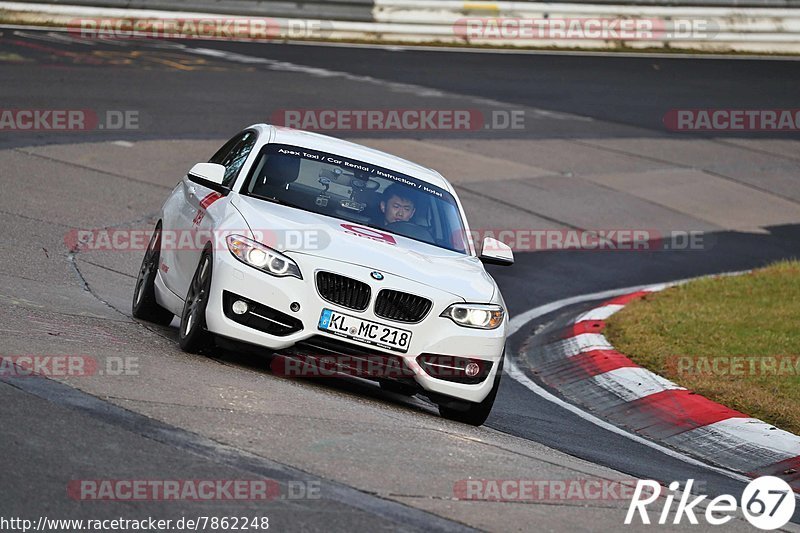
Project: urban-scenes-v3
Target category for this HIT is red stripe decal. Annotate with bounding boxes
[602,389,748,439]
[200,192,223,210]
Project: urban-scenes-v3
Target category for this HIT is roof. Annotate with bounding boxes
[255,124,451,190]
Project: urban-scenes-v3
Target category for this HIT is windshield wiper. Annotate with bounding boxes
[250,194,304,211]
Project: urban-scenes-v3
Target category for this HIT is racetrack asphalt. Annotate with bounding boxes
[1,28,800,531]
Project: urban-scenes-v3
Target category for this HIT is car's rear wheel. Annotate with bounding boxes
[437,352,504,426]
[132,224,174,326]
[179,250,215,353]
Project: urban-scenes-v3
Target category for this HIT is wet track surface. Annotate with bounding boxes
[1,28,800,530]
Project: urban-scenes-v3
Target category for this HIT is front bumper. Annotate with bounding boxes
[205,250,506,403]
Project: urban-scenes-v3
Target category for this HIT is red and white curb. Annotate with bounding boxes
[521,286,800,491]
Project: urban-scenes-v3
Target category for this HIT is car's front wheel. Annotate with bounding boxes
[179,250,215,353]
[132,224,174,326]
[437,353,504,426]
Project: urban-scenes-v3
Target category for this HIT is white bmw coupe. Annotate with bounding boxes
[133,124,513,425]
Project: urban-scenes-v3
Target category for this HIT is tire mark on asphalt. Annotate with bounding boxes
[0,270,45,283]
[180,44,593,123]
[0,375,478,533]
[13,148,174,190]
[713,139,800,165]
[76,258,136,279]
[0,207,75,229]
[572,139,800,206]
[513,173,724,232]
[388,492,630,509]
[455,185,581,230]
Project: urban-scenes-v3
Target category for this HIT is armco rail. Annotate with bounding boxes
[8,0,376,21]
[372,0,800,51]
[3,0,800,53]
[520,288,800,491]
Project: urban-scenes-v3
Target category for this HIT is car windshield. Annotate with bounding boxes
[241,143,470,254]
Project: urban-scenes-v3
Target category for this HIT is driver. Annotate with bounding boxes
[378,183,416,227]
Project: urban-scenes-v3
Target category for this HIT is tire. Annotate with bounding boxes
[437,352,504,426]
[178,250,215,353]
[132,224,174,326]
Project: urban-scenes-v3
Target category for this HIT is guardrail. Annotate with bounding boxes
[10,0,376,21]
[2,0,799,52]
[372,0,800,51]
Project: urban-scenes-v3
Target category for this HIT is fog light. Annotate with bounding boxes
[232,300,249,315]
[465,362,481,377]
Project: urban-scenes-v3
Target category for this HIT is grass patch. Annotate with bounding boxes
[605,260,800,434]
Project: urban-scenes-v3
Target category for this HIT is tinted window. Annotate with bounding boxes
[209,134,242,165]
[209,131,257,187]
[242,144,469,254]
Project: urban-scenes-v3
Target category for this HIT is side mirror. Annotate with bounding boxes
[479,237,514,266]
[188,163,226,186]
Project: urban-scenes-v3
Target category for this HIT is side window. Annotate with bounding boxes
[220,132,257,187]
[207,131,257,188]
[209,135,242,165]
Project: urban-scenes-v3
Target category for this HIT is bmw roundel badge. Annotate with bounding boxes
[370,271,384,281]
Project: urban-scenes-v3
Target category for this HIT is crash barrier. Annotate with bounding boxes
[4,0,800,52]
[370,0,800,52]
[8,0,376,21]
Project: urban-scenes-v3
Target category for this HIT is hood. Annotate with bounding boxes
[232,194,496,302]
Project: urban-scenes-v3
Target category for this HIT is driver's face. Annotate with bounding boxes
[381,195,415,224]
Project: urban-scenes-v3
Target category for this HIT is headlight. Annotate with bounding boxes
[441,303,504,329]
[226,235,302,279]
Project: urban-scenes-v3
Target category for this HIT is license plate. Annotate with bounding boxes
[318,309,412,353]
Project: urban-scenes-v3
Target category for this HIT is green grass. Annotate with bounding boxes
[605,260,800,434]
